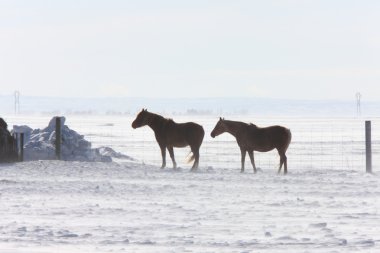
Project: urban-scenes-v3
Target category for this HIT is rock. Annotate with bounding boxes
[49,116,66,128]
[11,125,33,143]
[12,117,131,162]
[97,146,135,160]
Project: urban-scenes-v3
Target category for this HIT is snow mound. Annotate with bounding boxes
[12,116,133,162]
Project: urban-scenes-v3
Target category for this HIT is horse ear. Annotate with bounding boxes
[219,117,223,121]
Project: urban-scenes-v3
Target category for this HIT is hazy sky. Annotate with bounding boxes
[1,0,379,100]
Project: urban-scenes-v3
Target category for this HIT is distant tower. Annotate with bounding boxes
[356,92,361,117]
[14,91,20,114]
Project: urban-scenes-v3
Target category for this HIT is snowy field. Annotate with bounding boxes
[1,161,379,253]
[1,115,380,252]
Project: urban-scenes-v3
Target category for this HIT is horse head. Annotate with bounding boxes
[132,109,150,128]
[211,117,226,138]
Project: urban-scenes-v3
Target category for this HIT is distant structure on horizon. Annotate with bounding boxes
[356,92,361,117]
[14,91,20,114]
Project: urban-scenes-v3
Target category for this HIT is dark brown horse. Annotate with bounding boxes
[132,109,205,170]
[211,118,292,174]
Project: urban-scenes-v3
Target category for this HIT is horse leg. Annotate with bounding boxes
[277,151,287,175]
[283,154,288,174]
[278,156,283,174]
[191,147,200,170]
[167,146,177,169]
[248,151,257,173]
[159,145,166,169]
[240,148,246,172]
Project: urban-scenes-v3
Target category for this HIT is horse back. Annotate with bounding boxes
[164,120,204,147]
[249,125,291,152]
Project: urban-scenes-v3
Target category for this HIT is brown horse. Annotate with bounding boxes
[211,118,292,174]
[132,109,205,170]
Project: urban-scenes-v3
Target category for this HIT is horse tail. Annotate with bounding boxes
[186,152,195,163]
[285,128,292,151]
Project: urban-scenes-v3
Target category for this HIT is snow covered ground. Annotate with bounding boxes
[0,115,379,252]
[0,160,379,252]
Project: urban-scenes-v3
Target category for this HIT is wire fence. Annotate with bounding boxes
[4,115,379,172]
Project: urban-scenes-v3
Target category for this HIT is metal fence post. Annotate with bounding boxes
[55,117,61,160]
[365,121,372,173]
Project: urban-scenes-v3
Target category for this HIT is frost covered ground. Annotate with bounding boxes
[0,160,379,253]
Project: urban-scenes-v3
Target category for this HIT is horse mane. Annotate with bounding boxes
[165,118,177,127]
[146,111,174,126]
[249,123,258,130]
[146,111,165,120]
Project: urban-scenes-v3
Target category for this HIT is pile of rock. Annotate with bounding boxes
[13,117,133,162]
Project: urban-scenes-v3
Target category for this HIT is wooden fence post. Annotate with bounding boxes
[365,121,372,173]
[55,117,62,160]
[19,133,24,162]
